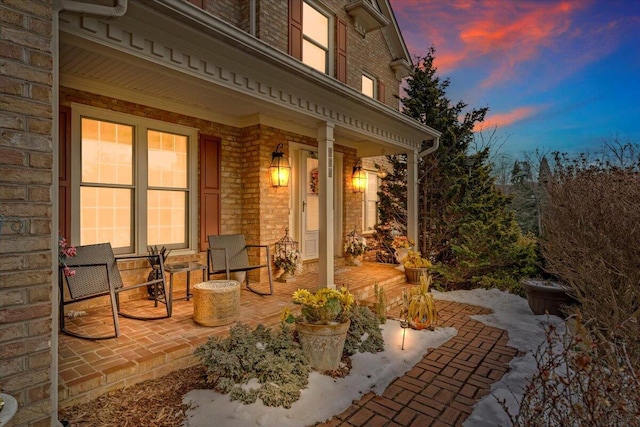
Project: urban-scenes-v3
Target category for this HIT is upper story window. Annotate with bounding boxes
[302,2,330,74]
[73,105,198,255]
[361,74,376,98]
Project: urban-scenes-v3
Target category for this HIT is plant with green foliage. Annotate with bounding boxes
[376,46,538,290]
[343,305,385,356]
[373,283,386,324]
[194,323,310,408]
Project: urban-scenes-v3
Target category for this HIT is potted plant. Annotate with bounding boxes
[391,235,414,265]
[343,229,367,266]
[402,272,438,330]
[403,250,432,284]
[146,245,171,300]
[273,246,302,282]
[282,287,355,371]
[521,279,576,317]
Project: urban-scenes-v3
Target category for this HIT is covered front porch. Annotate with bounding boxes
[58,261,409,409]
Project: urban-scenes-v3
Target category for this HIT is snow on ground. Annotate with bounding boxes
[184,323,456,427]
[184,289,564,427]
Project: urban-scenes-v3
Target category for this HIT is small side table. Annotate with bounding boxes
[164,262,206,316]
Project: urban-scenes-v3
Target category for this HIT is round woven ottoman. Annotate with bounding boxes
[193,280,241,326]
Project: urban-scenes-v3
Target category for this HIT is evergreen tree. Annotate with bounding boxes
[377,47,537,290]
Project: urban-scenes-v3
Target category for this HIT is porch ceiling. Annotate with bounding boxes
[58,0,441,158]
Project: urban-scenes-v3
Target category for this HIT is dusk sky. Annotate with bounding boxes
[389,0,640,158]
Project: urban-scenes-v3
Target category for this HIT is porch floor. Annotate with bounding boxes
[58,261,409,408]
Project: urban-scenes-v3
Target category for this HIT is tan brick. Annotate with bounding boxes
[0,5,23,26]
[29,151,52,168]
[0,288,25,305]
[0,26,51,52]
[0,146,25,165]
[2,0,53,19]
[30,219,51,234]
[0,254,22,270]
[0,355,26,376]
[0,201,51,218]
[0,270,51,287]
[0,76,25,96]
[28,350,51,369]
[27,117,51,134]
[0,111,25,131]
[3,365,49,391]
[28,186,50,202]
[29,51,52,68]
[28,284,51,303]
[0,302,51,323]
[0,40,23,60]
[1,128,52,150]
[0,95,52,119]
[27,16,52,37]
[0,321,26,342]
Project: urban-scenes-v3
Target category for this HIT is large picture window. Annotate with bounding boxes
[74,106,197,254]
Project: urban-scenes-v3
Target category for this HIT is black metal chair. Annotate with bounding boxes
[207,234,274,296]
[59,243,170,340]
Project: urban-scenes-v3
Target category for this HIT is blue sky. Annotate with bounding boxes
[389,0,640,158]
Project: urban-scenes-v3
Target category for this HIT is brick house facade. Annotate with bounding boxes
[0,0,440,425]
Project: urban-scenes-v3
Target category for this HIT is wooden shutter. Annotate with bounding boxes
[187,0,204,8]
[377,80,386,103]
[199,134,221,251]
[59,105,71,240]
[336,18,347,83]
[289,0,303,60]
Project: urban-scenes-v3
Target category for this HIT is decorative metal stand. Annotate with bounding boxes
[275,228,300,282]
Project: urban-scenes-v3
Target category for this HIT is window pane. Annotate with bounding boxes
[147,190,186,246]
[362,75,375,98]
[303,40,327,73]
[81,118,133,185]
[303,3,328,48]
[148,130,188,188]
[80,186,132,248]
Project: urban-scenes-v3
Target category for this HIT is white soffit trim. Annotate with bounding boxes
[59,0,440,152]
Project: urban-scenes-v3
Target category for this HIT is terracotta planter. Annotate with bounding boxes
[296,320,351,371]
[522,279,576,317]
[404,267,429,284]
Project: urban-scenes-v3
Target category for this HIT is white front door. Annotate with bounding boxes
[301,150,319,260]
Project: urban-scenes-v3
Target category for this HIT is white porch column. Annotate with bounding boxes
[318,122,335,289]
[406,150,419,248]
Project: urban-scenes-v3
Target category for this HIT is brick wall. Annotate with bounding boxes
[255,0,403,109]
[0,1,55,426]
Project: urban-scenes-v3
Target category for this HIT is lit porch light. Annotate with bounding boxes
[270,143,291,187]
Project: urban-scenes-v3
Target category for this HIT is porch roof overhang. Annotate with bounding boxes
[58,0,441,158]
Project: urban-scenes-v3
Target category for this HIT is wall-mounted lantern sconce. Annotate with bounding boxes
[270,143,291,187]
[352,160,367,193]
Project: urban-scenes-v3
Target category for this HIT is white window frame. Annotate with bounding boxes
[362,170,379,234]
[361,72,377,98]
[70,103,199,255]
[302,0,334,75]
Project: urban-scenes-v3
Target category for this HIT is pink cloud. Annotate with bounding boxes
[473,106,539,132]
[390,0,593,86]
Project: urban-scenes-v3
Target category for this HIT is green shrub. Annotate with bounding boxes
[194,323,310,408]
[344,305,384,356]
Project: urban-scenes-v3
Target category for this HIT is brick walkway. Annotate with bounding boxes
[317,300,519,427]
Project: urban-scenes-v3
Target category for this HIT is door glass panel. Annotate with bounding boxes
[306,157,319,232]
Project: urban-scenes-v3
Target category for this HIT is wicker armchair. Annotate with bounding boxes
[59,243,170,340]
[207,234,274,295]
